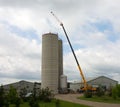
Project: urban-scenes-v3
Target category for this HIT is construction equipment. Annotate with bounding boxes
[51,11,88,91]
[51,12,98,93]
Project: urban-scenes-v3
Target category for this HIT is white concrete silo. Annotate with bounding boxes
[58,39,63,89]
[41,33,59,93]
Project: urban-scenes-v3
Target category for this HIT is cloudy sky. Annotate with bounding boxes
[0,0,120,85]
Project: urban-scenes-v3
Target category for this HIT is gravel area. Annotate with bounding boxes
[55,94,120,107]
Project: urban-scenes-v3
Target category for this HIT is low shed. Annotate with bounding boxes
[87,76,118,90]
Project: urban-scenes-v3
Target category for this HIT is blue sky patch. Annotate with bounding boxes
[1,21,40,42]
[90,20,113,32]
[82,20,118,42]
[9,25,39,41]
[106,32,118,42]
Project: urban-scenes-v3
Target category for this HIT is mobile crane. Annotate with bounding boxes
[51,11,89,91]
[51,12,98,92]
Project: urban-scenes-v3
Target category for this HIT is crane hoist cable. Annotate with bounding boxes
[50,11,87,90]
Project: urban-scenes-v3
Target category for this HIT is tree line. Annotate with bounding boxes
[0,85,54,107]
[84,84,120,98]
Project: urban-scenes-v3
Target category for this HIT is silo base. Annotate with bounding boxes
[59,88,68,94]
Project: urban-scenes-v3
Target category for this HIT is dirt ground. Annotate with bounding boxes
[55,94,120,107]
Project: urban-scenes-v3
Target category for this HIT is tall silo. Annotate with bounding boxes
[41,33,59,93]
[58,39,63,89]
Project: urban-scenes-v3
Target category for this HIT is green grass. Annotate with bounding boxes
[10,102,29,107]
[57,100,90,107]
[9,100,90,107]
[79,96,120,104]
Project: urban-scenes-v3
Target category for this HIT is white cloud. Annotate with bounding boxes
[0,0,120,84]
[64,38,120,82]
[0,23,41,84]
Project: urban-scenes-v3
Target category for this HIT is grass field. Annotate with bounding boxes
[9,100,90,107]
[79,96,120,104]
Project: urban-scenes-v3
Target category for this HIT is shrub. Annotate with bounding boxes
[39,87,54,102]
[106,85,113,97]
[29,98,39,107]
[0,85,5,107]
[19,87,27,101]
[55,99,60,107]
[29,98,34,107]
[84,90,92,98]
[33,101,39,107]
[112,87,117,99]
[112,84,120,99]
[15,98,21,107]
[116,84,120,97]
[8,86,18,104]
[4,95,10,107]
[96,87,104,97]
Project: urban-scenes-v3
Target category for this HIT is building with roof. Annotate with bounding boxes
[87,76,118,90]
[3,80,41,94]
[69,76,118,91]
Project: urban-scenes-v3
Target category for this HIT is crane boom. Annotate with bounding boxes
[51,11,63,26]
[51,11,87,90]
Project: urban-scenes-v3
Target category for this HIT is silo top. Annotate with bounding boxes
[42,33,58,37]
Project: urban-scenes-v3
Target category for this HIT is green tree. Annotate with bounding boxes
[112,87,117,99]
[55,99,60,107]
[19,87,27,101]
[4,97,9,107]
[28,98,39,107]
[96,85,104,97]
[33,84,37,100]
[112,84,120,99]
[8,86,18,104]
[39,87,54,102]
[0,85,10,107]
[15,97,21,107]
[84,90,92,98]
[116,84,120,97]
[0,85,5,107]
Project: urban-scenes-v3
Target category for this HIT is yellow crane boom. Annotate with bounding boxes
[51,11,87,90]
